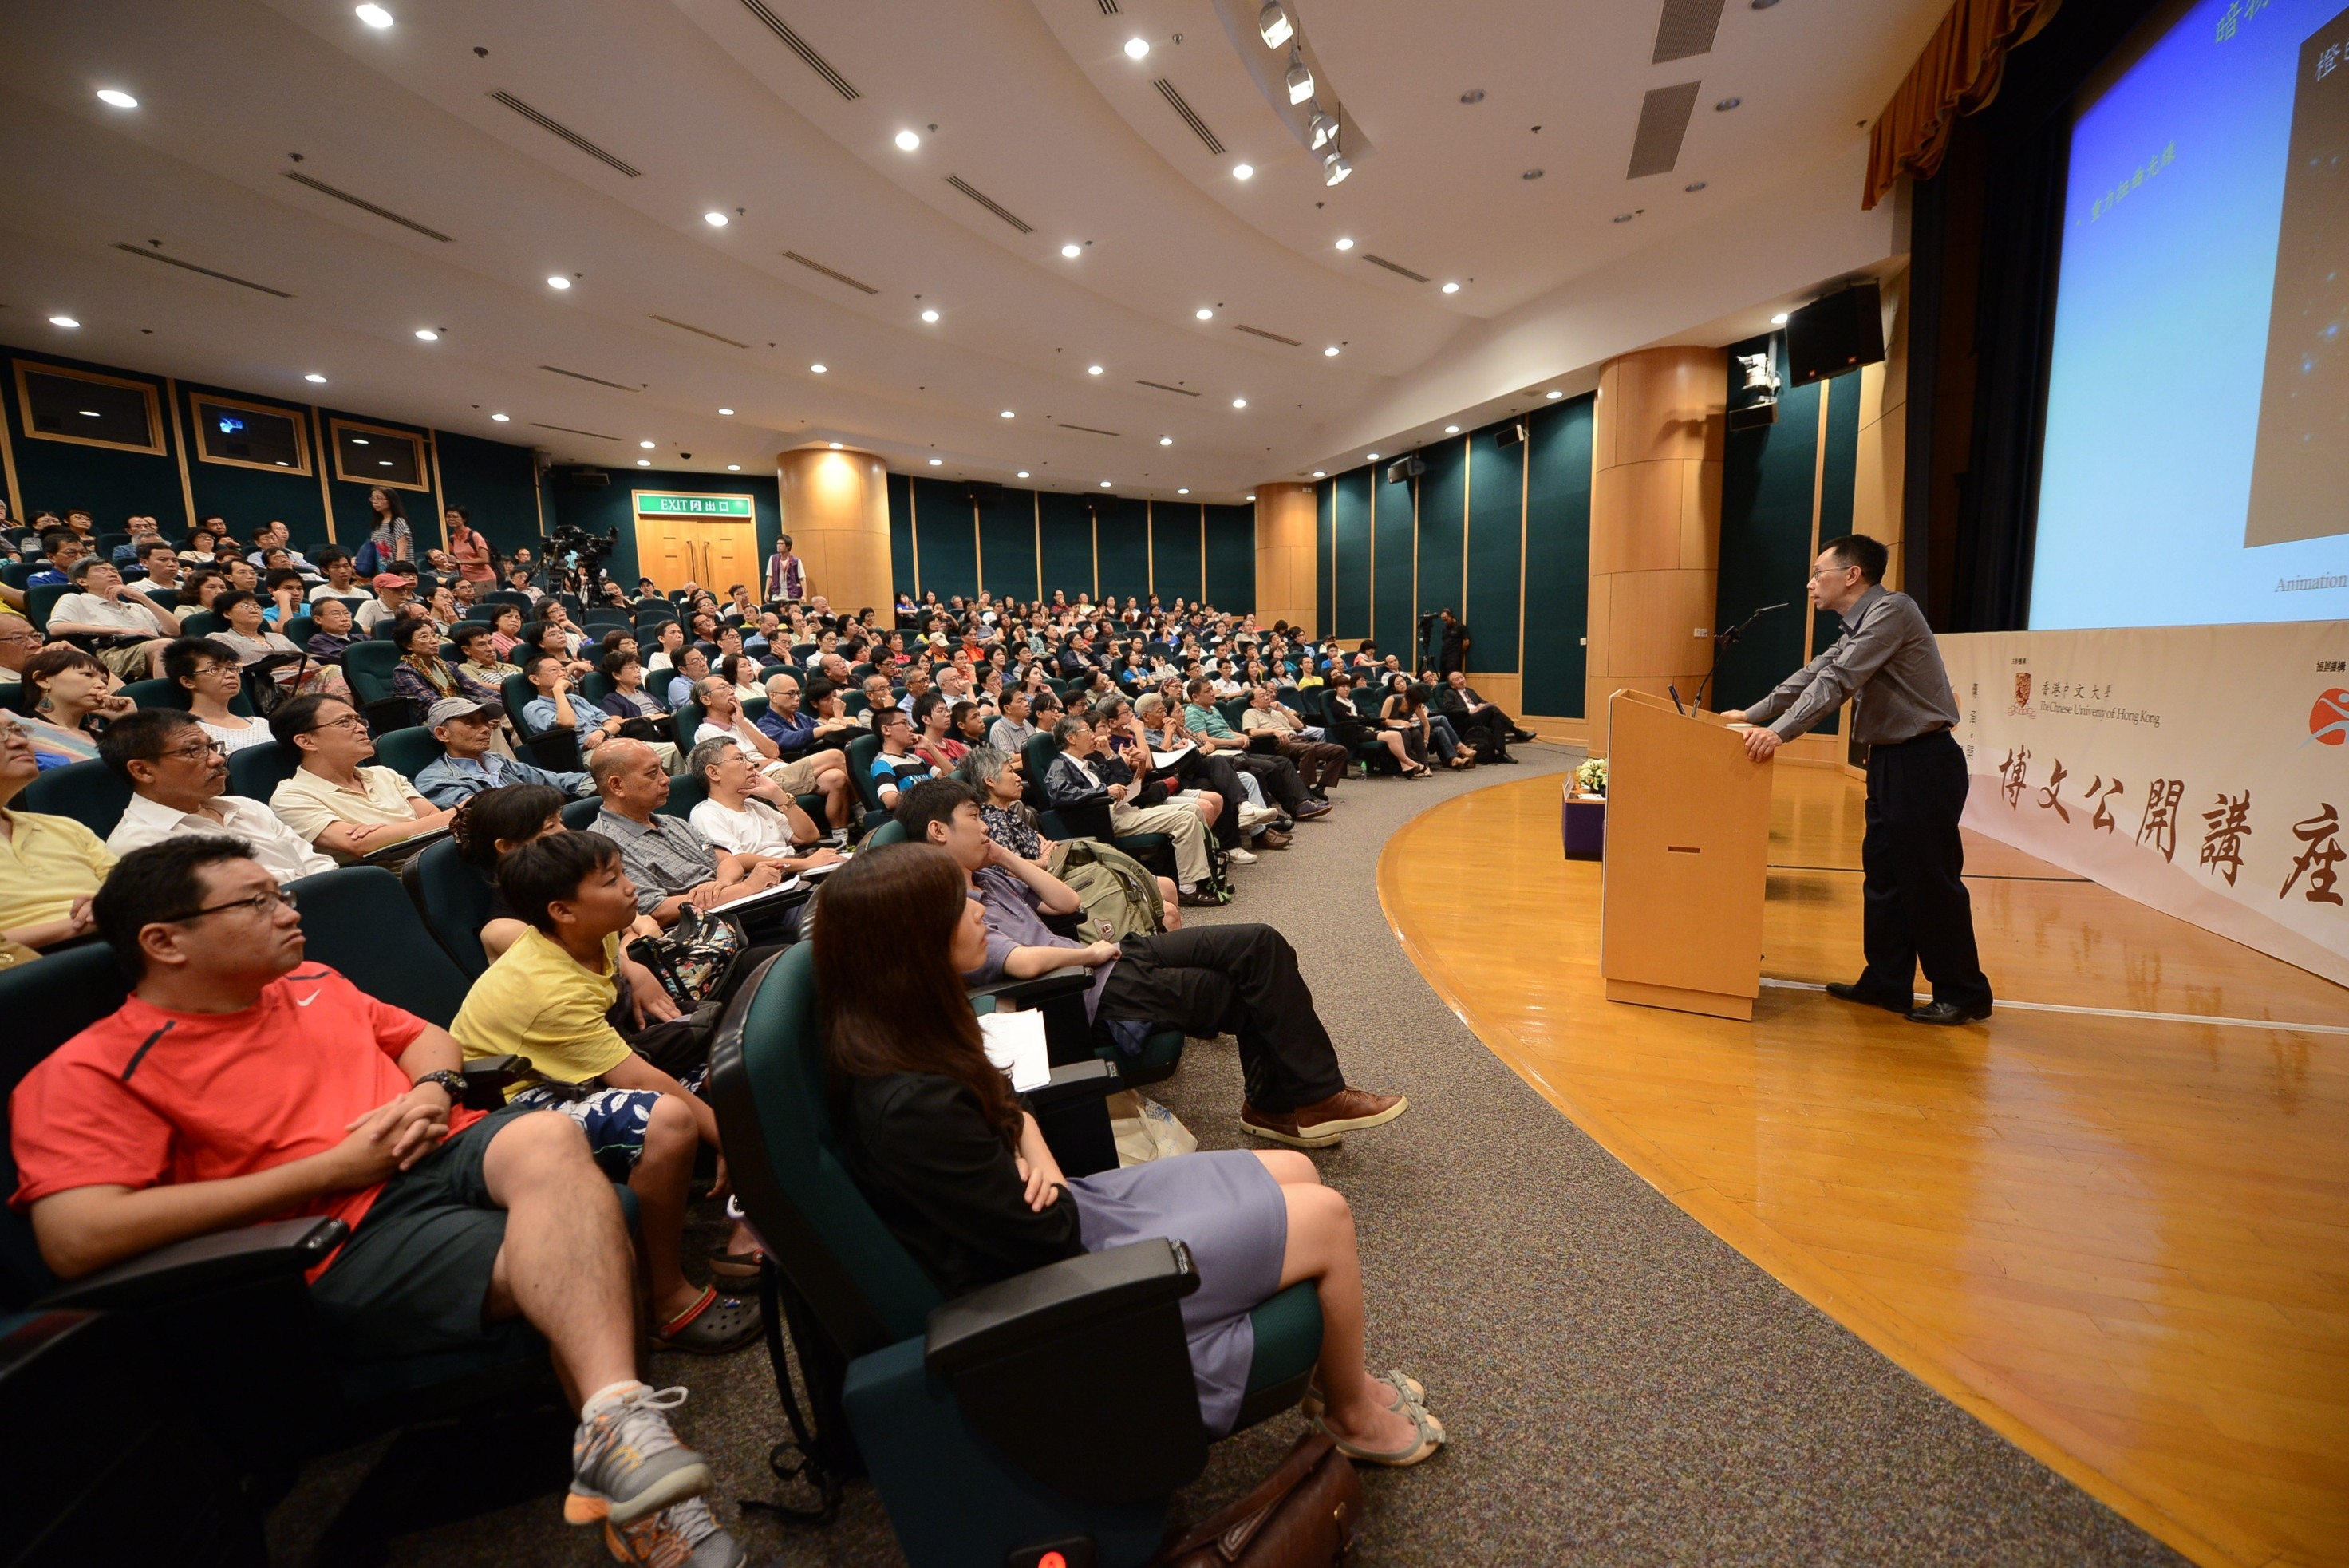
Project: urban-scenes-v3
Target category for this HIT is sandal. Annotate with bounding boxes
[1300,1368,1425,1422]
[708,1247,766,1285]
[1312,1393,1445,1467]
[652,1285,763,1355]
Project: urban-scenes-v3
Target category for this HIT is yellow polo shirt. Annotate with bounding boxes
[0,810,119,967]
[269,765,425,853]
[450,928,634,1096]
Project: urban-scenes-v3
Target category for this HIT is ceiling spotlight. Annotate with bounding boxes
[1087,364,1103,375]
[1334,237,1354,251]
[1178,488,1189,495]
[1522,168,1545,180]
[491,412,509,421]
[1285,53,1315,105]
[49,315,80,328]
[1309,110,1340,150]
[96,89,138,109]
[929,457,943,466]
[1099,480,1113,488]
[1366,452,1380,460]
[1770,312,1790,326]
[1444,425,1459,433]
[1441,282,1460,294]
[1233,163,1254,180]
[413,328,438,340]
[640,440,656,448]
[1257,1,1293,49]
[1312,470,1325,477]
[1017,470,1030,478]
[704,211,729,227]
[354,3,393,27]
[1231,397,1247,409]
[637,459,651,467]
[718,407,734,416]
[1323,346,1340,357]
[830,442,843,449]
[305,373,328,383]
[809,363,827,373]
[1123,37,1150,59]
[1061,243,1083,259]
[1321,149,1351,186]
[894,129,922,151]
[1715,97,1741,112]
[1546,389,1564,399]
[1001,410,1016,419]
[728,464,742,471]
[1684,180,1707,192]
[1195,308,1214,321]
[1159,436,1173,446]
[546,275,570,290]
[921,308,940,322]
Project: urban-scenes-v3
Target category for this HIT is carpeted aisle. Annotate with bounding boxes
[274,745,2184,1567]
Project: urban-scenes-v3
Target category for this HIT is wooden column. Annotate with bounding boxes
[1253,481,1317,633]
[776,446,891,611]
[1851,267,1909,593]
[1585,346,1726,756]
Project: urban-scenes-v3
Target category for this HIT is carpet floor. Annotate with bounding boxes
[270,745,2186,1568]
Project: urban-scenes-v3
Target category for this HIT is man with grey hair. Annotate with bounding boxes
[683,735,843,871]
[586,737,791,930]
[48,555,181,678]
[691,674,849,830]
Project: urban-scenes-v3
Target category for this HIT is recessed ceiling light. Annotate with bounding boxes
[1088,364,1103,376]
[1771,312,1790,326]
[728,464,742,471]
[1017,470,1030,478]
[1715,97,1741,112]
[1684,180,1707,192]
[1246,494,1255,501]
[1257,1,1293,49]
[355,3,393,27]
[1546,389,1563,399]
[1231,397,1247,409]
[1233,163,1254,180]
[921,308,940,323]
[1522,168,1545,180]
[1334,237,1354,251]
[95,89,138,109]
[1099,480,1113,488]
[830,442,842,449]
[1195,308,1214,321]
[79,409,97,417]
[1002,410,1016,419]
[1061,243,1082,259]
[640,440,656,448]
[894,129,922,152]
[704,211,729,227]
[637,459,651,467]
[1366,452,1380,460]
[1159,436,1173,445]
[547,275,570,290]
[1323,346,1340,357]
[1613,212,1636,223]
[1459,89,1486,105]
[929,457,942,466]
[1123,37,1150,59]
[49,315,79,328]
[492,413,509,421]
[1285,57,1314,105]
[413,328,438,340]
[379,459,393,467]
[353,438,369,445]
[809,363,827,373]
[305,373,327,383]
[1178,488,1189,494]
[718,407,734,416]
[1445,425,1459,433]
[1312,470,1325,477]
[1442,282,1461,294]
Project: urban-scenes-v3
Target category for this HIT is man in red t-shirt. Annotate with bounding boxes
[8,838,743,1566]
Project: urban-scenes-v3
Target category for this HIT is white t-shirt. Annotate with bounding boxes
[689,796,797,856]
[695,719,763,759]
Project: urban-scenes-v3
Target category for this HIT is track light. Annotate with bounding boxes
[1309,110,1340,150]
[1257,1,1293,48]
[1321,148,1351,186]
[1285,53,1315,105]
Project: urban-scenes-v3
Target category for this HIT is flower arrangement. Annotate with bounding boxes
[1573,756,1607,797]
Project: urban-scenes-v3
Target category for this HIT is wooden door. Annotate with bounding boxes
[637,516,758,595]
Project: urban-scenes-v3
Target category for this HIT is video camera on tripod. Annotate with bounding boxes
[547,523,621,597]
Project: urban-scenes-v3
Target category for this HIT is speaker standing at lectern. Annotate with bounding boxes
[1721,534,1992,1026]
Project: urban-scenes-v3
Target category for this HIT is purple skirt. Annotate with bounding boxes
[1068,1149,1289,1435]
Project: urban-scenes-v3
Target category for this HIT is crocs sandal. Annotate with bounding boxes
[653,1286,763,1355]
[1300,1369,1425,1422]
[708,1247,766,1285]
[1311,1396,1445,1467]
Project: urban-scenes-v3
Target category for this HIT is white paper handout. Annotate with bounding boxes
[977,1008,1052,1092]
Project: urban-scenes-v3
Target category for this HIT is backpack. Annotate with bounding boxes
[1050,837,1167,940]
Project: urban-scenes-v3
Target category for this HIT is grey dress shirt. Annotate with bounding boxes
[595,807,721,912]
[1740,585,1960,745]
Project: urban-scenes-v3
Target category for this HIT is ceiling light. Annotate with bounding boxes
[830,442,843,449]
[637,459,651,467]
[1334,237,1354,251]
[704,211,729,227]
[1123,37,1150,59]
[1257,2,1293,49]
[809,363,827,373]
[1233,163,1254,180]
[49,315,79,328]
[1444,425,1459,433]
[1312,470,1325,477]
[921,308,940,322]
[1178,488,1190,495]
[929,457,942,465]
[413,328,438,340]
[1002,410,1016,419]
[491,413,509,421]
[718,407,734,416]
[1321,150,1351,186]
[1061,243,1082,259]
[379,459,393,467]
[1715,97,1741,112]
[1017,470,1030,478]
[1546,389,1564,399]
[1771,312,1790,326]
[1522,168,1545,180]
[79,409,97,417]
[547,275,571,290]
[1685,180,1707,192]
[1159,436,1173,445]
[1309,111,1340,150]
[354,3,393,27]
[640,440,656,448]
[1613,211,1636,223]
[1366,452,1379,460]
[1099,480,1113,488]
[728,464,741,471]
[1195,308,1214,321]
[894,129,922,151]
[1323,346,1340,357]
[353,438,369,445]
[1460,89,1486,105]
[1246,494,1255,501]
[1442,282,1461,294]
[305,373,327,383]
[1231,397,1247,409]
[1087,365,1103,376]
[1286,55,1315,105]
[96,89,138,109]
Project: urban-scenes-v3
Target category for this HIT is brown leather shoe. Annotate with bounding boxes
[1257,827,1293,850]
[1241,1088,1407,1147]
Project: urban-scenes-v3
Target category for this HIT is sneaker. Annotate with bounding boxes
[1241,1088,1408,1148]
[1226,845,1260,864]
[603,1496,746,1568]
[1237,803,1280,831]
[567,1385,713,1528]
[1293,799,1333,820]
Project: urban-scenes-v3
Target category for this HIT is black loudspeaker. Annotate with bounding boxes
[1785,282,1885,386]
[561,466,610,488]
[1383,455,1425,484]
[1494,423,1528,449]
[1726,401,1779,432]
[965,481,1005,507]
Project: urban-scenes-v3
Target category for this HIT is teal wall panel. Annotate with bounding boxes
[1715,340,1819,712]
[1372,469,1415,659]
[1096,497,1150,603]
[1522,397,1593,717]
[1415,440,1466,670]
[977,487,1037,603]
[910,478,977,599]
[1151,502,1203,604]
[1331,474,1371,639]
[432,427,543,557]
[1037,490,1095,602]
[1202,504,1253,613]
[1315,482,1334,639]
[1466,425,1526,677]
[888,473,916,598]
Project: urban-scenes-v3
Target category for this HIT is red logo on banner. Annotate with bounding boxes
[2313,689,2349,747]
[2015,673,2032,709]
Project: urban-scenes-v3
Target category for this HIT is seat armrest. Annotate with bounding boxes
[1024,1058,1121,1112]
[38,1217,349,1311]
[461,1053,530,1110]
[965,965,1092,1007]
[925,1238,1197,1376]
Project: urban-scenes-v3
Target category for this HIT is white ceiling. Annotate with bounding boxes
[0,0,1940,502]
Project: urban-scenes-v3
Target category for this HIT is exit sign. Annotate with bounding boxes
[635,492,752,517]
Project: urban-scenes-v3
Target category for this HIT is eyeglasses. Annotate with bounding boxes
[1809,563,1859,580]
[155,738,226,764]
[167,887,298,923]
[304,713,370,736]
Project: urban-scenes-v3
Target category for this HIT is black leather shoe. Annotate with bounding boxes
[1826,981,1911,1013]
[1905,1000,1992,1025]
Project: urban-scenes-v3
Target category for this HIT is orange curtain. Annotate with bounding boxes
[1864,0,2061,209]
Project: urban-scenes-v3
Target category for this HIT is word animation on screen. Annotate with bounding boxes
[2034,0,2348,630]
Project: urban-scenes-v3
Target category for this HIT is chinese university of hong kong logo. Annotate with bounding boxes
[2008,672,2033,717]
[2311,689,2349,747]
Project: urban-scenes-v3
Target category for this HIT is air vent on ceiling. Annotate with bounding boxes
[781,251,880,294]
[1233,324,1301,346]
[111,243,293,298]
[1135,379,1202,397]
[1628,81,1701,177]
[1360,254,1429,283]
[535,423,623,441]
[737,0,860,99]
[944,176,1035,233]
[1096,0,1119,12]
[539,365,642,392]
[649,314,751,349]
[487,91,642,177]
[1059,422,1123,437]
[281,171,453,241]
[1652,0,1727,62]
[1152,79,1225,155]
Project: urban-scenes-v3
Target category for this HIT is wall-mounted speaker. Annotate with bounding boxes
[1383,454,1426,484]
[1785,281,1885,387]
[1494,423,1528,449]
[560,466,610,488]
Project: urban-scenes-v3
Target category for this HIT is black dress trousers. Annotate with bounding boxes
[1859,730,1992,1010]
[1098,924,1347,1112]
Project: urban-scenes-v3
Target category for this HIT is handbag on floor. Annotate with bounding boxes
[1148,1430,1360,1568]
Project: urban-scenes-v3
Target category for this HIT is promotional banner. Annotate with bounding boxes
[1940,622,2349,986]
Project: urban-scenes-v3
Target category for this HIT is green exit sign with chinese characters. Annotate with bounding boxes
[635,492,752,518]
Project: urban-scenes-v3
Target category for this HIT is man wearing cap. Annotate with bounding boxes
[412,696,592,808]
[355,572,411,635]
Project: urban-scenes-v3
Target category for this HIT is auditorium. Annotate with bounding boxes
[2,1,2343,1565]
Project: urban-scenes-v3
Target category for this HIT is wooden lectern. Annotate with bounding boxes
[1599,689,1774,1021]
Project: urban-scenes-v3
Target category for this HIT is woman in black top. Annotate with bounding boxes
[818,846,1443,1462]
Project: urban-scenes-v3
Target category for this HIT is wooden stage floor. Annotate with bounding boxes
[1379,766,2348,1568]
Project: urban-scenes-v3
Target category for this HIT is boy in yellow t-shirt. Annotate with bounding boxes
[451,828,758,1355]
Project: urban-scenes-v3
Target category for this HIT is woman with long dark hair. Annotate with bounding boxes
[817,845,1443,1462]
[361,486,411,574]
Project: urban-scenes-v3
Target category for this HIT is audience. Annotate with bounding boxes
[0,613,42,687]
[45,557,180,679]
[414,697,591,807]
[867,707,937,812]
[1038,717,1218,902]
[598,651,668,727]
[1239,686,1350,793]
[0,716,116,962]
[22,646,133,764]
[268,694,456,863]
[586,739,792,928]
[694,676,850,831]
[355,572,411,635]
[683,737,842,872]
[98,708,334,881]
[164,637,274,755]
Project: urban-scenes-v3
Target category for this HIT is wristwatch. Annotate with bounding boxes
[413,1069,468,1104]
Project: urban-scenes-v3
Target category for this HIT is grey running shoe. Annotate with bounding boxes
[567,1384,713,1527]
[603,1495,747,1567]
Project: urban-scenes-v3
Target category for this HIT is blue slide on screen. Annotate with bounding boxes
[2032,0,2349,629]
